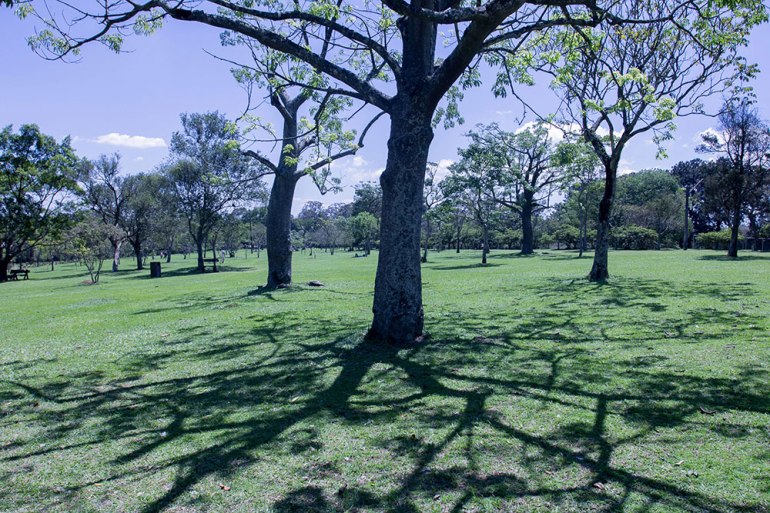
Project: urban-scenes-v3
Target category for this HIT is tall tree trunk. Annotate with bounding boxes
[368,112,433,345]
[421,218,431,263]
[265,172,300,288]
[196,240,205,272]
[579,204,587,257]
[134,241,143,270]
[683,187,690,250]
[0,258,9,282]
[455,220,462,253]
[520,195,534,255]
[111,239,121,272]
[482,224,489,265]
[589,162,617,282]
[728,206,741,258]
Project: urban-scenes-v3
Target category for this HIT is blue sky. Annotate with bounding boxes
[2,10,769,213]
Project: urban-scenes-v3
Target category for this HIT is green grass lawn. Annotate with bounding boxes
[1,249,769,513]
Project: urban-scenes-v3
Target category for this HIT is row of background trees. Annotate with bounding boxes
[3,100,768,283]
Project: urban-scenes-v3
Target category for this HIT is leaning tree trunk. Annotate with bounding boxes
[520,195,535,255]
[265,172,300,288]
[589,163,617,282]
[368,112,433,345]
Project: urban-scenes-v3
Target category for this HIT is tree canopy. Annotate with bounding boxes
[0,124,79,281]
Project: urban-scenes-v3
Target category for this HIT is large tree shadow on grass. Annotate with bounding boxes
[1,277,769,512]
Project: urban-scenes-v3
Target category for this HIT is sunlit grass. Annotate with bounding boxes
[1,248,769,512]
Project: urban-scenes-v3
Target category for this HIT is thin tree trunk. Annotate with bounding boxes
[368,113,433,345]
[520,196,534,255]
[728,206,741,258]
[482,224,489,265]
[589,162,616,282]
[111,239,121,272]
[134,242,143,271]
[683,187,690,250]
[265,172,300,288]
[196,241,205,272]
[579,205,587,257]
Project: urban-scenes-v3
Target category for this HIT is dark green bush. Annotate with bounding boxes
[696,229,745,250]
[610,225,658,250]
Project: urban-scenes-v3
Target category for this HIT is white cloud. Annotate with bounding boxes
[134,156,145,162]
[618,160,636,175]
[93,133,166,149]
[696,127,724,145]
[432,158,455,180]
[328,155,383,183]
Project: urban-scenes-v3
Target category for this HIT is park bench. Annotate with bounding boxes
[9,269,30,280]
[202,258,219,272]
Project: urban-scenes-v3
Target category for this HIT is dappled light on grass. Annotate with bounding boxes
[1,250,769,512]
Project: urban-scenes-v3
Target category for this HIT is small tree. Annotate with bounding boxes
[67,213,123,284]
[166,111,267,272]
[498,1,765,279]
[121,172,165,270]
[79,153,133,272]
[555,141,602,256]
[443,146,500,265]
[469,123,566,255]
[0,124,79,282]
[348,212,378,256]
[421,163,444,263]
[698,100,770,257]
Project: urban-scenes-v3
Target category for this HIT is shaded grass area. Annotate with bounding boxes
[1,249,769,512]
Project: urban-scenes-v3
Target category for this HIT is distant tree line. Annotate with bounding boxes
[2,101,768,283]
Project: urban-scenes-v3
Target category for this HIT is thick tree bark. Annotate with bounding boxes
[520,194,535,255]
[0,258,9,283]
[368,112,433,345]
[589,163,616,282]
[265,172,300,288]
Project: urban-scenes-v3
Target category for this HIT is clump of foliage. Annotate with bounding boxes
[610,225,659,250]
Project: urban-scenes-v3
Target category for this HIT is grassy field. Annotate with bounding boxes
[1,248,769,513]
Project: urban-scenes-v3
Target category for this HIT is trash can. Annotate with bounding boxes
[150,261,162,278]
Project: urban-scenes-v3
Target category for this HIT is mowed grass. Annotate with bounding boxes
[1,248,769,513]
